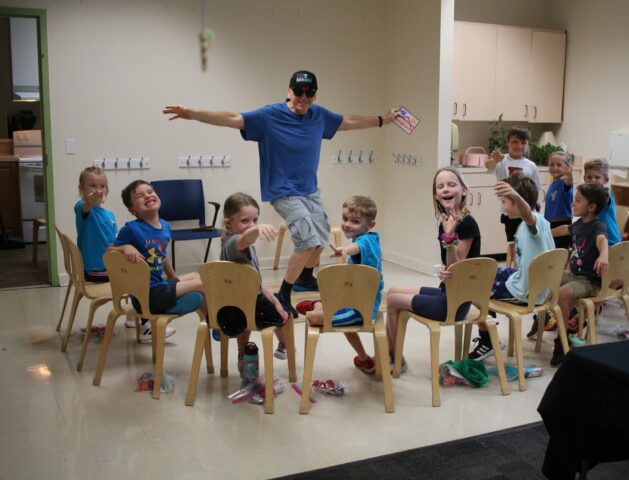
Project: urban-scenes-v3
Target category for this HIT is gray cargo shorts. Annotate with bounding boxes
[271,191,330,252]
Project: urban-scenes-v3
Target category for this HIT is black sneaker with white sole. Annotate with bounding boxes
[274,292,298,319]
[468,337,504,361]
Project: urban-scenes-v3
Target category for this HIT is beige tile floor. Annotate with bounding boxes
[1,261,627,480]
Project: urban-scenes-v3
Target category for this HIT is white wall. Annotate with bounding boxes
[0,0,391,276]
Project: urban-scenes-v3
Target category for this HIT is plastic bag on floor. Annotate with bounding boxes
[228,378,284,405]
[79,323,110,342]
[135,372,175,393]
[439,359,488,387]
[487,364,543,382]
[597,325,629,339]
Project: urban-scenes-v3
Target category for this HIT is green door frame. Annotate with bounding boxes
[1,6,58,285]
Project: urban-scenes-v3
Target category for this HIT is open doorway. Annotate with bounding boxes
[0,8,57,289]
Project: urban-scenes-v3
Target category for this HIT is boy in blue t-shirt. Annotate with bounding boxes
[109,180,207,342]
[582,159,621,246]
[298,196,384,375]
[545,152,574,249]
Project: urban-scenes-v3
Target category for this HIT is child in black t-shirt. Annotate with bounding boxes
[551,183,609,366]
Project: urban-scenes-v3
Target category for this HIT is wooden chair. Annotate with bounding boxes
[299,264,394,414]
[487,248,569,391]
[186,261,297,414]
[54,225,75,334]
[58,232,113,369]
[93,250,208,399]
[577,241,629,345]
[394,257,509,407]
[273,224,343,270]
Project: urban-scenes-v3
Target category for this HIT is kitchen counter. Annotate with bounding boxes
[0,155,18,162]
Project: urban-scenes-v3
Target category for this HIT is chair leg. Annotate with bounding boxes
[62,289,84,352]
[462,323,473,358]
[77,298,110,371]
[535,309,546,353]
[171,241,176,271]
[56,280,73,332]
[299,326,319,414]
[273,225,287,270]
[285,318,297,383]
[585,301,597,345]
[220,333,229,377]
[92,311,120,386]
[203,322,214,374]
[454,324,462,361]
[261,329,275,414]
[393,312,409,378]
[203,238,213,263]
[507,312,515,357]
[373,334,382,381]
[428,326,441,407]
[510,314,526,392]
[152,317,169,400]
[375,326,394,413]
[186,322,209,406]
[554,305,569,354]
[486,321,511,396]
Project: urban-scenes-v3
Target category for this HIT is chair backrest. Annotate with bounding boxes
[103,250,151,316]
[616,207,629,236]
[151,179,206,226]
[526,248,569,309]
[316,264,381,333]
[444,257,498,325]
[599,241,629,298]
[60,232,88,294]
[54,225,72,279]
[198,261,260,332]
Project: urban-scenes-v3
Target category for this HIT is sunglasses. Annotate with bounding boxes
[291,87,317,98]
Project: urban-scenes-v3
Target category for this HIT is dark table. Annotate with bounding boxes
[538,341,629,479]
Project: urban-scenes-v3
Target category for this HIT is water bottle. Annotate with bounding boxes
[242,342,259,384]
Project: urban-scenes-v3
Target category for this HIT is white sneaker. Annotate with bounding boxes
[125,318,136,328]
[138,323,176,343]
[274,342,287,360]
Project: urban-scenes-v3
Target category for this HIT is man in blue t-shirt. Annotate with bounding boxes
[164,71,400,317]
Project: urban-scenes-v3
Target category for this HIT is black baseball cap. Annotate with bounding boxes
[289,70,318,90]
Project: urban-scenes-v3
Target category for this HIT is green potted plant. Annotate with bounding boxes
[529,143,564,166]
[487,114,507,153]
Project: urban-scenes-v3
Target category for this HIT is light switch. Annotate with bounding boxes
[65,138,76,155]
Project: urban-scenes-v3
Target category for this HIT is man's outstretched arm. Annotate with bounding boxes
[163,104,244,129]
[338,107,400,131]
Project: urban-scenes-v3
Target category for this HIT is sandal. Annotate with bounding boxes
[296,299,321,315]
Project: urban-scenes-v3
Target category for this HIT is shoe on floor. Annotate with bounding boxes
[354,355,376,374]
[527,313,554,339]
[138,323,176,343]
[125,318,136,328]
[468,337,504,361]
[211,329,221,342]
[274,292,298,319]
[274,342,287,360]
[389,354,408,374]
[295,299,321,315]
[550,337,565,366]
[293,277,319,292]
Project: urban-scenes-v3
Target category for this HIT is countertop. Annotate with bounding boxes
[0,155,18,163]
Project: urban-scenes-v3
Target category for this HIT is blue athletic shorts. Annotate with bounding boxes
[411,286,471,322]
[332,308,364,327]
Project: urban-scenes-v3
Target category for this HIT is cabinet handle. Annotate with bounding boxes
[533,106,538,119]
[453,102,458,115]
[463,103,467,117]
[477,192,482,205]
[524,104,528,118]
[469,191,474,206]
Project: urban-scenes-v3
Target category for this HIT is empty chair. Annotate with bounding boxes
[186,261,296,414]
[394,257,509,407]
[299,263,393,414]
[93,250,208,399]
[151,179,221,269]
[54,225,75,334]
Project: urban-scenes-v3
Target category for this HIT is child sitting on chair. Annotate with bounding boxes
[550,183,609,366]
[469,172,555,361]
[109,180,207,342]
[298,196,383,375]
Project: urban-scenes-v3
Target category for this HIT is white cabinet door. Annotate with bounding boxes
[468,185,505,255]
[495,26,532,122]
[453,22,497,121]
[529,30,566,123]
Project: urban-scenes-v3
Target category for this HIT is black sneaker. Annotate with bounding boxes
[550,338,565,367]
[293,277,319,292]
[468,337,504,361]
[274,292,298,319]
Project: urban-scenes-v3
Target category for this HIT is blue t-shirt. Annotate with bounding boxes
[240,102,343,201]
[544,179,573,222]
[113,219,171,287]
[598,191,621,245]
[74,200,118,271]
[506,212,556,304]
[348,232,384,320]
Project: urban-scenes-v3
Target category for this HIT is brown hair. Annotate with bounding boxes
[121,179,151,208]
[432,166,469,218]
[78,166,109,194]
[577,183,609,215]
[584,158,609,176]
[506,127,531,143]
[504,172,538,209]
[343,195,377,222]
[223,192,260,226]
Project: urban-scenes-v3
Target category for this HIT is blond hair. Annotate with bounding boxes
[584,158,609,176]
[342,195,377,222]
[223,192,260,226]
[78,166,109,194]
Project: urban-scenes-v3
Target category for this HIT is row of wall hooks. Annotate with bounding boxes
[178,155,231,168]
[93,157,151,170]
[332,149,375,164]
[392,153,421,166]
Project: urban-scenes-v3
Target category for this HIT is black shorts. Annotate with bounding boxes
[131,278,179,314]
[550,218,572,250]
[84,270,109,283]
[216,293,284,337]
[501,214,522,243]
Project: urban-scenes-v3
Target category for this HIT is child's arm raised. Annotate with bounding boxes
[235,224,279,251]
[594,234,609,277]
[81,191,105,214]
[494,181,536,227]
[485,150,504,171]
[441,208,474,267]
[563,163,573,187]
